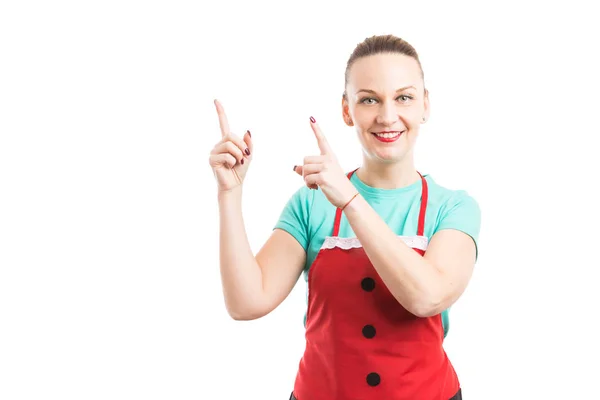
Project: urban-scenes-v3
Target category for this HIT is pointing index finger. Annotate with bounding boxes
[214,99,230,137]
[310,116,331,155]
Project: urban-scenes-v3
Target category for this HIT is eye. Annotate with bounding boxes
[398,95,414,102]
[360,97,377,105]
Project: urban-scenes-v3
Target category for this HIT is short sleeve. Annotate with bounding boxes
[435,190,481,259]
[273,185,313,251]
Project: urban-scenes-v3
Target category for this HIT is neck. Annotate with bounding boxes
[356,154,420,189]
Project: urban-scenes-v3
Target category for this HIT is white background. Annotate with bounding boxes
[1,1,599,399]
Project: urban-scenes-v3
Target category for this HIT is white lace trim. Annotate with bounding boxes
[321,235,428,251]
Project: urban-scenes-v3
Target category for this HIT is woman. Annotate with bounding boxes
[209,34,480,400]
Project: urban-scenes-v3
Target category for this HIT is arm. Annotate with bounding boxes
[218,187,306,320]
[343,193,478,317]
[295,118,478,318]
[210,100,306,321]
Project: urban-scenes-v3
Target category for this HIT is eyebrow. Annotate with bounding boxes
[356,86,417,95]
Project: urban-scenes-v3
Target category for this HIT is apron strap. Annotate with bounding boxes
[332,169,357,237]
[332,169,428,238]
[417,171,428,237]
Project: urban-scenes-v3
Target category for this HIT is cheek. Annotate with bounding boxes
[352,110,375,130]
[403,106,422,122]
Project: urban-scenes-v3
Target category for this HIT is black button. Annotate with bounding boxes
[362,325,376,339]
[366,372,380,386]
[361,277,375,291]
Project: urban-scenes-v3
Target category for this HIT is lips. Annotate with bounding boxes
[371,130,404,143]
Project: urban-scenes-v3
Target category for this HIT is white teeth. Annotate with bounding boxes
[375,132,401,139]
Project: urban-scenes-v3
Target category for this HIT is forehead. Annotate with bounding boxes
[347,53,422,90]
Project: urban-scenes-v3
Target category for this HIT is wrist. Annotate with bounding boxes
[218,186,242,205]
[339,190,360,211]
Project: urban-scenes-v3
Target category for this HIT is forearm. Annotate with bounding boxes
[217,187,266,319]
[343,194,444,317]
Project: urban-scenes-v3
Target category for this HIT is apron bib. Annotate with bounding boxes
[292,169,461,400]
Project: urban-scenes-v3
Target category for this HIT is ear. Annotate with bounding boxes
[422,88,431,123]
[341,93,354,127]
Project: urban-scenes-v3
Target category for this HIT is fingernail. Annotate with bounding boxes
[310,116,316,123]
[245,148,250,156]
[247,130,251,137]
[241,158,244,165]
[293,165,297,171]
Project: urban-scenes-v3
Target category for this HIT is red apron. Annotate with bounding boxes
[292,169,460,400]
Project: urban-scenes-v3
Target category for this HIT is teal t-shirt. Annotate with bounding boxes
[273,172,481,338]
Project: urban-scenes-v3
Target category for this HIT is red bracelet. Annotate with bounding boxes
[340,192,359,211]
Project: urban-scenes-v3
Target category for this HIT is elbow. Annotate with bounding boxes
[228,310,262,321]
[406,292,445,318]
[226,307,257,321]
[411,305,442,318]
[229,312,257,321]
[225,303,269,321]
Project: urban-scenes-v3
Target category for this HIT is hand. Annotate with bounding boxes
[294,117,358,208]
[209,99,253,192]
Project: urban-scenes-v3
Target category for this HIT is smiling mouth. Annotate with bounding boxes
[371,130,405,142]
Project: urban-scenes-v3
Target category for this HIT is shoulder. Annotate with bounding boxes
[424,176,482,253]
[425,176,480,215]
[274,183,335,247]
[286,183,315,207]
[281,183,333,214]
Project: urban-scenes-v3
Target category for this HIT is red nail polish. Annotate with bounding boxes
[241,158,244,165]
[245,148,250,156]
[247,130,251,137]
[310,116,316,123]
[293,165,297,171]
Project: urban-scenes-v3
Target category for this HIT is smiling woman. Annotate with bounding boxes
[209,34,480,400]
[342,37,429,173]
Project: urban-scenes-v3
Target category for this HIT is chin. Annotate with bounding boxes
[373,145,407,159]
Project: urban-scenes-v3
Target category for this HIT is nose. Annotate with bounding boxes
[376,102,398,126]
